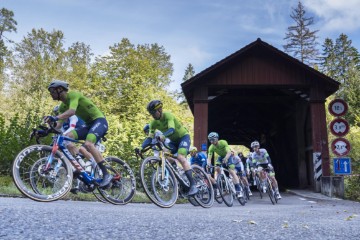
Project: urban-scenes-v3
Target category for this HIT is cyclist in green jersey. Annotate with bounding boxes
[141,100,198,196]
[44,79,112,188]
[207,132,243,198]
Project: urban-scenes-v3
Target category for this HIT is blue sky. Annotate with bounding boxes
[3,0,360,91]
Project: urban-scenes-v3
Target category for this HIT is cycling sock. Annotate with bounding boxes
[98,160,108,176]
[235,183,241,192]
[185,170,195,186]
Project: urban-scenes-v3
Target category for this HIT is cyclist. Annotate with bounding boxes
[250,140,282,199]
[232,151,252,196]
[207,132,243,198]
[246,153,256,186]
[141,100,198,196]
[44,79,111,188]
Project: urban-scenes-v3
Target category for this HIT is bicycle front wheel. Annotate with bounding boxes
[12,145,73,202]
[267,181,275,205]
[217,174,233,207]
[98,156,136,205]
[140,157,178,208]
[191,165,214,208]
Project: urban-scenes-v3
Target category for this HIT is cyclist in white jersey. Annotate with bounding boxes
[232,151,252,196]
[250,141,281,199]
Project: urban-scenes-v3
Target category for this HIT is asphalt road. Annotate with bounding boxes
[0,192,359,240]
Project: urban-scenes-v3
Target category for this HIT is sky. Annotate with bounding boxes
[3,0,360,91]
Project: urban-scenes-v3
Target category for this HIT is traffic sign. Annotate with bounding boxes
[331,138,351,157]
[333,158,352,175]
[328,99,348,116]
[329,118,349,137]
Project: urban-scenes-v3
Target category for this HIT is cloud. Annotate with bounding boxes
[303,0,360,32]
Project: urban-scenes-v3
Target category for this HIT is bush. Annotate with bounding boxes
[345,175,360,201]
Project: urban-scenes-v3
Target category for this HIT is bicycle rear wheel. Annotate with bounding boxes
[98,156,136,205]
[217,174,233,207]
[191,165,214,208]
[140,157,178,208]
[12,145,73,202]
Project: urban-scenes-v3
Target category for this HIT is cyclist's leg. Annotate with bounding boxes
[227,158,242,197]
[83,118,110,187]
[269,170,281,198]
[176,135,198,196]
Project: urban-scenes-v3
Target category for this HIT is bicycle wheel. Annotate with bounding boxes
[188,196,200,206]
[217,174,233,207]
[255,176,262,199]
[267,181,275,205]
[12,145,73,202]
[240,180,250,201]
[93,189,108,203]
[98,156,136,205]
[237,186,246,206]
[140,156,178,208]
[191,165,214,208]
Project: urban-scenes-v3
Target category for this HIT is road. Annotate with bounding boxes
[0,192,359,240]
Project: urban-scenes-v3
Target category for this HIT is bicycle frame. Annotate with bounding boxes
[46,133,101,186]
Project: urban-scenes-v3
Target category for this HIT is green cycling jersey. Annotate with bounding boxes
[58,91,104,124]
[148,111,188,142]
[208,140,231,158]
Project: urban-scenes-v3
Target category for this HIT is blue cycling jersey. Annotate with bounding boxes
[190,152,207,167]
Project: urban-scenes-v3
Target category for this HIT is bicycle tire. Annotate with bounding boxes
[217,174,233,207]
[140,156,178,208]
[255,176,263,199]
[12,145,73,202]
[191,165,214,208]
[98,156,136,205]
[188,196,199,206]
[240,180,250,201]
[93,189,108,203]
[267,181,275,205]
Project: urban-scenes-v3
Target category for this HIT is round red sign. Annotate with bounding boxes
[331,138,351,157]
[329,118,350,137]
[328,99,348,116]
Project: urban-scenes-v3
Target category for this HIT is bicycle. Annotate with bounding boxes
[237,172,250,201]
[216,164,246,207]
[257,167,278,205]
[136,137,214,208]
[12,124,136,204]
[254,169,263,199]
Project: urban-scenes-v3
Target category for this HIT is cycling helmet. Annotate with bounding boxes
[189,146,197,154]
[147,100,163,113]
[53,105,60,115]
[143,123,150,135]
[48,79,69,91]
[251,141,260,148]
[208,132,219,140]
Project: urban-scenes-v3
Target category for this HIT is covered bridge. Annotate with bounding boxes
[181,38,340,189]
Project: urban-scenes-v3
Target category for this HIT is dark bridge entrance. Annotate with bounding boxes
[181,39,339,189]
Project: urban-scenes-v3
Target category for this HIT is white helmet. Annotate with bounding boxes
[189,146,197,154]
[251,141,260,148]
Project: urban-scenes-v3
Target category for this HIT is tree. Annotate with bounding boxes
[0,8,17,84]
[174,63,195,105]
[283,1,319,65]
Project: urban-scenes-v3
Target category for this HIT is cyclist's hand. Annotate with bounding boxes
[134,147,141,155]
[268,164,274,171]
[43,116,58,124]
[158,134,165,142]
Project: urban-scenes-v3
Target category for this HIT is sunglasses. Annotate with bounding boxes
[49,88,57,94]
[209,138,218,142]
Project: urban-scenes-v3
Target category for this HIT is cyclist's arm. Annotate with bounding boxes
[163,114,175,137]
[63,116,78,135]
[57,108,76,120]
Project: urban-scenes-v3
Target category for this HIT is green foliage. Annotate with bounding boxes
[0,112,41,175]
[345,176,360,202]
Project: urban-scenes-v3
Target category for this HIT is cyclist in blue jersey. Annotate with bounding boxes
[189,146,220,197]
